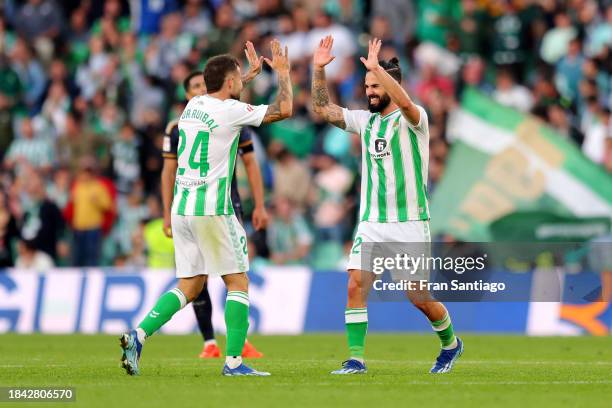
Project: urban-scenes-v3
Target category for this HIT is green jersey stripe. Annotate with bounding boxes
[225,136,239,214]
[177,187,190,215]
[216,177,227,215]
[409,128,428,220]
[361,116,377,221]
[390,117,408,222]
[375,116,390,222]
[194,185,207,216]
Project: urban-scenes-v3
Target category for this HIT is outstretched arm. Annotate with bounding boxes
[360,38,421,126]
[262,39,293,123]
[311,36,346,129]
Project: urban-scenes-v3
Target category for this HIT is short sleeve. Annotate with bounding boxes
[404,105,429,134]
[230,101,268,128]
[162,124,179,158]
[342,108,371,134]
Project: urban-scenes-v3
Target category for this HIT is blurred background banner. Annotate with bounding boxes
[431,89,612,242]
[1,268,610,336]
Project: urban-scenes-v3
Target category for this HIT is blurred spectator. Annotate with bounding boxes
[9,37,46,112]
[603,137,612,173]
[40,81,70,135]
[19,170,65,261]
[267,196,313,265]
[555,38,584,102]
[453,0,488,57]
[15,239,54,269]
[182,0,211,37]
[144,12,192,80]
[492,68,533,112]
[0,191,19,267]
[203,3,237,58]
[0,54,21,158]
[129,0,179,35]
[68,156,113,266]
[457,56,494,95]
[111,123,141,194]
[306,9,356,80]
[372,0,415,45]
[142,196,174,268]
[278,8,309,62]
[13,0,63,42]
[586,4,612,57]
[3,117,54,173]
[112,181,149,256]
[415,64,455,107]
[272,145,312,210]
[540,11,577,64]
[546,103,584,145]
[46,167,71,210]
[415,0,460,47]
[491,0,527,74]
[57,110,109,173]
[310,154,353,242]
[92,0,130,49]
[124,223,147,267]
[583,107,611,164]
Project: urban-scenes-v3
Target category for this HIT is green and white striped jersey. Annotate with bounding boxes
[172,95,268,216]
[343,106,430,222]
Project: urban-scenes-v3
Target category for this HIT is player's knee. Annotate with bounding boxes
[178,277,206,303]
[223,272,249,293]
[407,290,433,311]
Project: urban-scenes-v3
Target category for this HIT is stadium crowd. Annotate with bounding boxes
[0,0,611,269]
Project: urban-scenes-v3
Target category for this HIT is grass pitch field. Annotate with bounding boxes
[1,334,611,407]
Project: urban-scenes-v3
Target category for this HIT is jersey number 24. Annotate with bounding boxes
[178,129,210,177]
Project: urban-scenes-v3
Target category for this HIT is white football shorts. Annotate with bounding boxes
[347,220,431,280]
[171,214,249,278]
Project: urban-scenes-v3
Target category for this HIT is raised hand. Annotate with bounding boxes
[263,39,290,74]
[243,41,264,79]
[313,35,335,68]
[359,38,382,71]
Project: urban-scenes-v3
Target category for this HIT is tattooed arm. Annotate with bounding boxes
[312,66,346,129]
[261,39,293,123]
[310,36,346,129]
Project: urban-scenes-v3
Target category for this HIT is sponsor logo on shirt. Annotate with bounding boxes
[369,138,391,159]
[175,177,207,188]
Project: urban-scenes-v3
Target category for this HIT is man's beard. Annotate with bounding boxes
[368,94,391,113]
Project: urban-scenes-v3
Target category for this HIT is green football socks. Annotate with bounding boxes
[138,288,187,338]
[431,313,457,350]
[345,308,368,361]
[225,291,250,357]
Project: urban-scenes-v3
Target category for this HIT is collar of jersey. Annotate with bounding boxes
[379,108,400,119]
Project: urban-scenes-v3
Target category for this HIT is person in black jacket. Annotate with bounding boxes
[20,170,65,262]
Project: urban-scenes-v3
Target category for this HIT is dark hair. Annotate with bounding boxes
[203,54,240,93]
[379,57,401,83]
[183,70,203,92]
